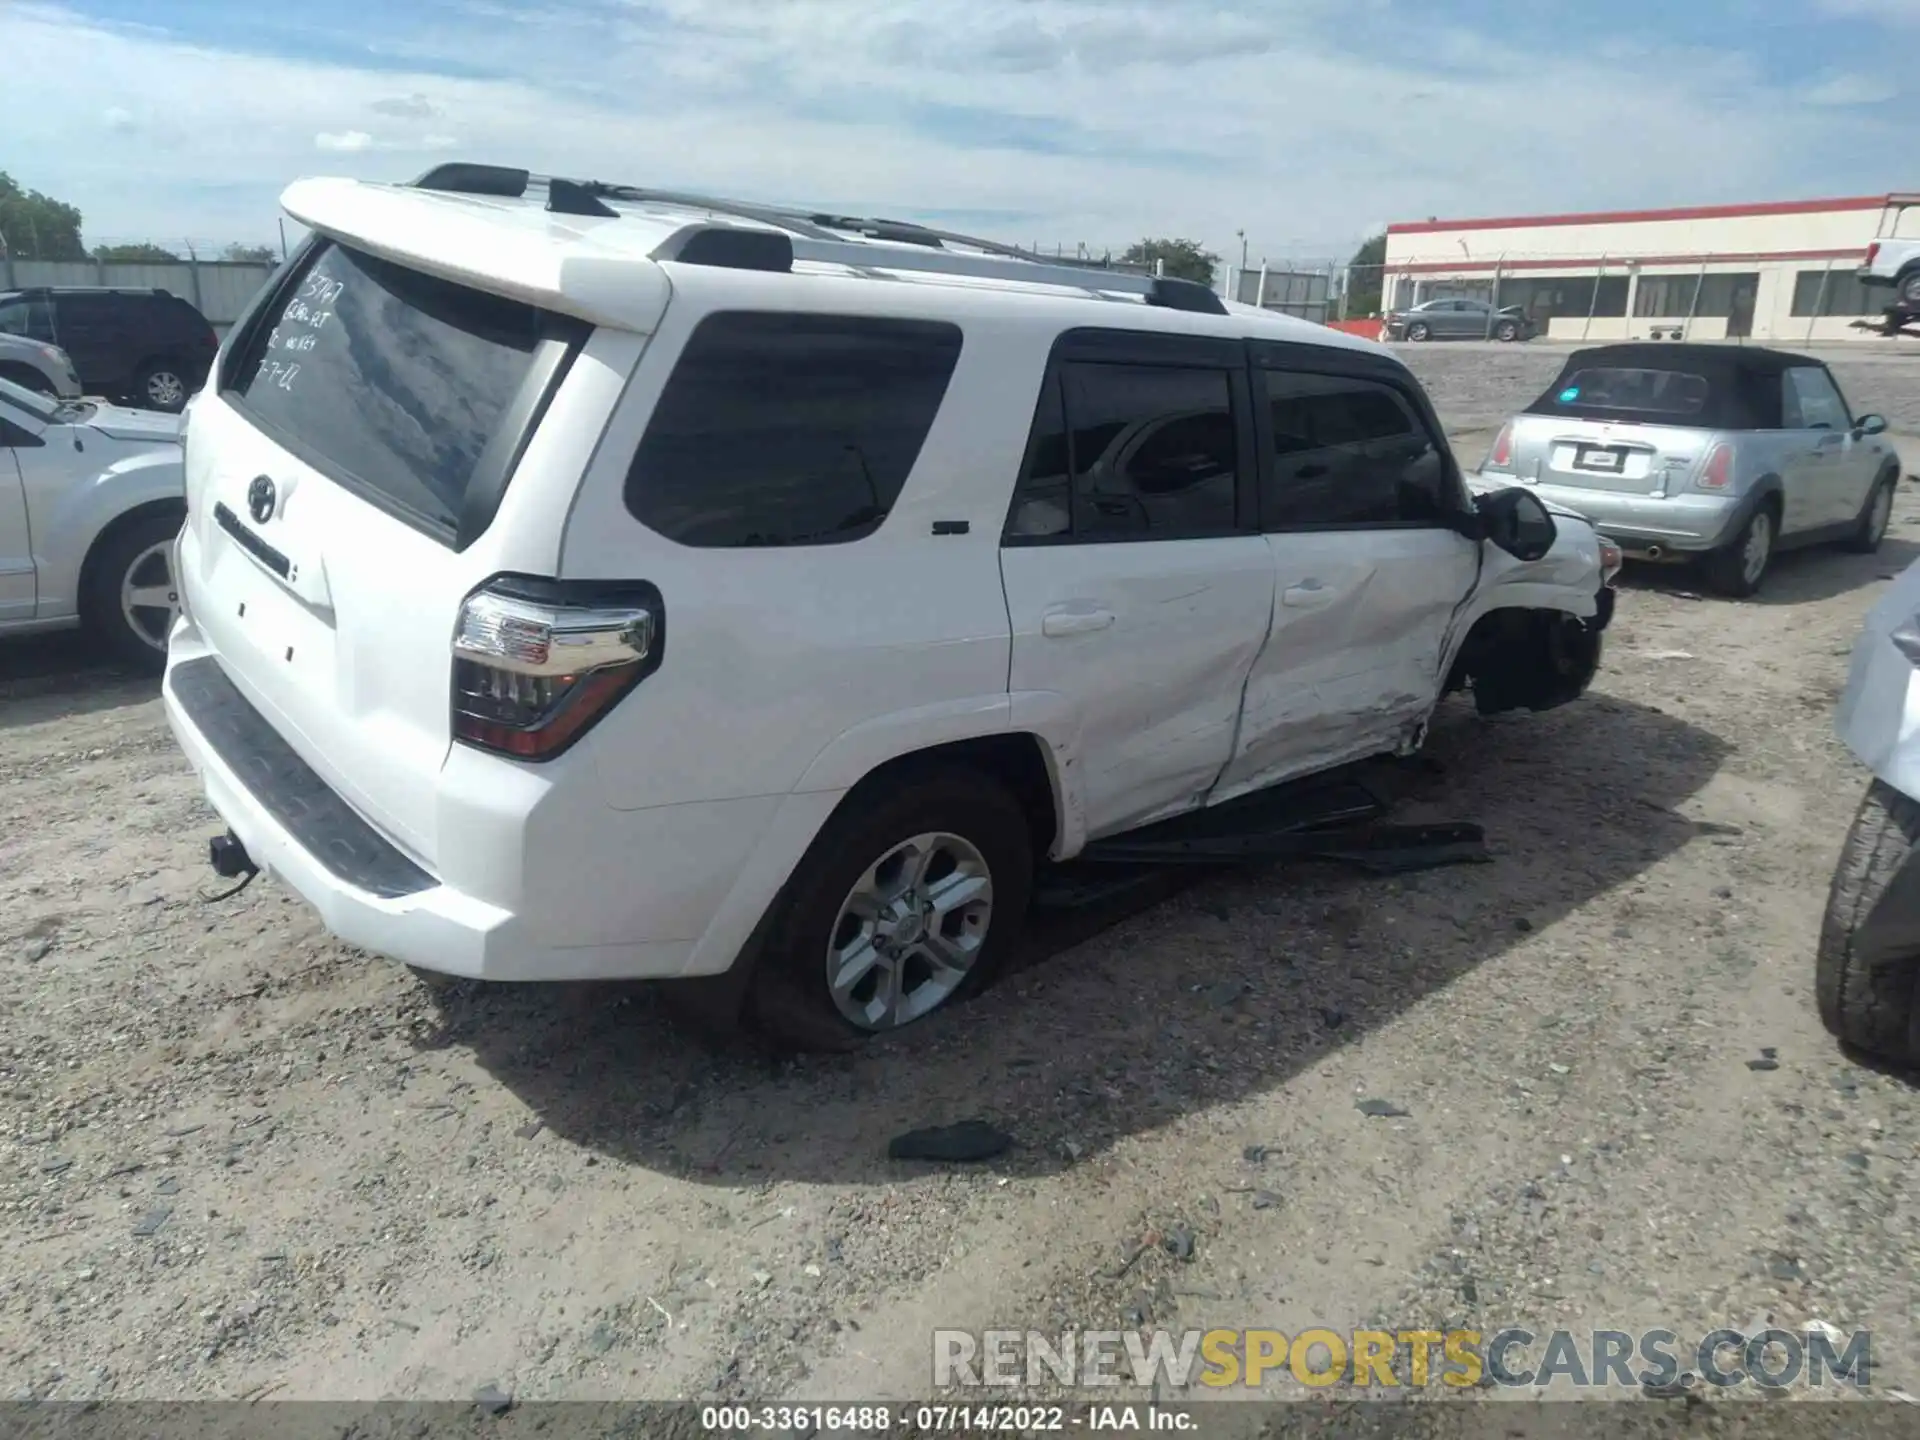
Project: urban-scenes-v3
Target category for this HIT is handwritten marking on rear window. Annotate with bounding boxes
[260,360,301,392]
[298,274,345,306]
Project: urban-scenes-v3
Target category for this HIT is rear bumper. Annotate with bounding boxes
[1506,482,1744,555]
[166,650,521,975]
[161,634,784,982]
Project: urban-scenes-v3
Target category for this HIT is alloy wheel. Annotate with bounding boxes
[119,540,180,652]
[144,370,186,410]
[824,831,994,1030]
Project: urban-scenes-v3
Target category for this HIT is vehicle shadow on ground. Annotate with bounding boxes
[1616,537,1919,608]
[0,632,159,731]
[427,690,1732,1185]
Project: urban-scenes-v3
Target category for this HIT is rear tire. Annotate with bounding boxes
[1817,780,1920,1065]
[746,766,1034,1051]
[1901,269,1920,306]
[80,510,185,674]
[1843,468,1898,554]
[134,359,189,413]
[1700,504,1774,598]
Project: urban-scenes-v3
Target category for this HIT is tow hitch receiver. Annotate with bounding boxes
[208,831,256,879]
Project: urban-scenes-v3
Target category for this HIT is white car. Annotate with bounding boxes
[1,377,185,670]
[162,165,1616,1049]
[1858,194,1920,308]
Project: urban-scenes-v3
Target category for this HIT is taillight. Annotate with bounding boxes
[1697,443,1734,490]
[1598,537,1623,586]
[1488,422,1514,470]
[1867,242,1881,267]
[451,577,660,761]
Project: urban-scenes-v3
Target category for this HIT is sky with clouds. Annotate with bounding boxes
[1,0,1915,260]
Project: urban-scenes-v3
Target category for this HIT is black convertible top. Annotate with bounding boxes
[1524,342,1818,430]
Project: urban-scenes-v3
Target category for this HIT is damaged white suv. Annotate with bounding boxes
[163,165,1617,1048]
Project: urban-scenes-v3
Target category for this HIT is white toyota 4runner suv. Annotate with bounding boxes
[162,165,1617,1049]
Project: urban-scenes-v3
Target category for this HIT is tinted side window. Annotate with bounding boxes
[1007,376,1072,539]
[1783,367,1849,430]
[1063,363,1238,539]
[156,295,208,339]
[0,298,55,341]
[1262,370,1451,528]
[58,295,123,327]
[625,312,962,548]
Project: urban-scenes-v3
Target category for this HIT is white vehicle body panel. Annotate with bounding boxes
[1215,528,1479,803]
[1861,238,1920,288]
[160,174,1607,985]
[1002,534,1276,839]
[1837,557,1920,799]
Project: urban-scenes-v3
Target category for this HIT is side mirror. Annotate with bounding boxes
[1474,487,1558,562]
[1856,413,1889,437]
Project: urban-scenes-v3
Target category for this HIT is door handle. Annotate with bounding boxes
[1282,581,1336,608]
[1041,608,1116,637]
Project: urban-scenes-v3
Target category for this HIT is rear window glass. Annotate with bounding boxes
[227,241,548,539]
[1543,367,1709,418]
[624,311,963,548]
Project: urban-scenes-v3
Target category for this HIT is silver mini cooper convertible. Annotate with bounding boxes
[1477,343,1901,597]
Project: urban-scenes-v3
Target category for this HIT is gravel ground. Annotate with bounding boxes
[3,343,1919,1428]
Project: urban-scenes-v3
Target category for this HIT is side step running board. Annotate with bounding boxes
[1075,821,1489,875]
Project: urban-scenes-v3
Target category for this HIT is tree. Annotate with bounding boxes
[93,242,180,263]
[1121,237,1221,287]
[0,172,85,261]
[1343,232,1387,317]
[222,243,277,264]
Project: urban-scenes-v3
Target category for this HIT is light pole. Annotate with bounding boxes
[1237,229,1248,268]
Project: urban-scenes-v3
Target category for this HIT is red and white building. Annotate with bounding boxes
[1381,194,1915,344]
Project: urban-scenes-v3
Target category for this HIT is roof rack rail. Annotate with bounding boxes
[402,163,1228,313]
[411,163,531,197]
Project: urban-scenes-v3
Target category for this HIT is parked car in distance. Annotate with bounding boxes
[1475,342,1901,598]
[1858,194,1920,307]
[1384,298,1536,343]
[162,164,1615,1051]
[1824,553,1920,1065]
[0,376,185,669]
[0,286,218,413]
[0,332,82,399]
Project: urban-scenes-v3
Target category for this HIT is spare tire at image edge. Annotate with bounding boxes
[1817,779,1920,1065]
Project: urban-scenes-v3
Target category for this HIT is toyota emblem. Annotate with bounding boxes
[247,475,276,525]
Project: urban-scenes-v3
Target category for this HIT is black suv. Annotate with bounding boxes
[0,287,218,413]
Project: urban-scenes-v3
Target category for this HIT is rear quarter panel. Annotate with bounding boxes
[555,267,1039,815]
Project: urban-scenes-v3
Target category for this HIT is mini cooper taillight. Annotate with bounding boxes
[1697,443,1734,490]
[1487,421,1515,471]
[451,577,661,760]
[1597,536,1624,586]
